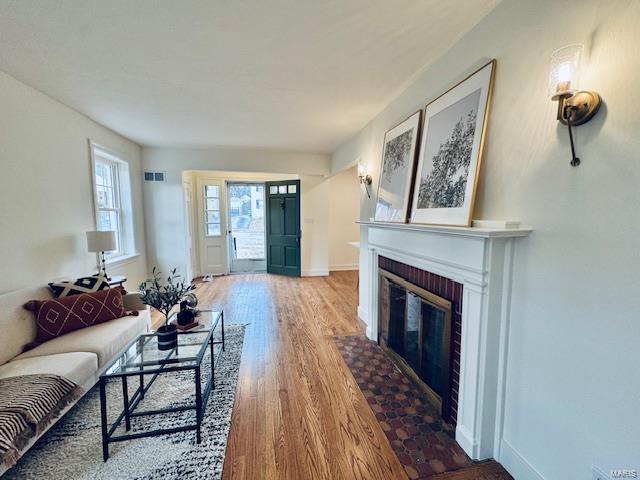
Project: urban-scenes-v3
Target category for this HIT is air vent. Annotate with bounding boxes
[144,171,166,182]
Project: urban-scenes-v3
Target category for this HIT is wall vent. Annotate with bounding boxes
[144,171,166,182]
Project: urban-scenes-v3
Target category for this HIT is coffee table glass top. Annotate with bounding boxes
[103,310,222,377]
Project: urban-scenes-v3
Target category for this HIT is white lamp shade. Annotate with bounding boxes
[86,230,117,252]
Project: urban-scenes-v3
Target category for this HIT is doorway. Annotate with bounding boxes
[227,182,266,273]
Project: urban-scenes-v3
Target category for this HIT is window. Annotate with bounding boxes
[204,185,221,236]
[90,142,135,259]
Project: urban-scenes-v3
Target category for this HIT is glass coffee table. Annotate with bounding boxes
[99,310,224,461]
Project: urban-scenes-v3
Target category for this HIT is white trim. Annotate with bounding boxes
[493,240,515,459]
[88,140,136,259]
[329,263,359,271]
[500,439,546,480]
[302,269,329,277]
[357,305,368,329]
[104,252,140,268]
[357,220,531,238]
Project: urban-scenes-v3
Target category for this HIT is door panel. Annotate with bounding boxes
[266,180,301,276]
[199,180,228,276]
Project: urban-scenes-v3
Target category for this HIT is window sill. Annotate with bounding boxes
[105,253,141,268]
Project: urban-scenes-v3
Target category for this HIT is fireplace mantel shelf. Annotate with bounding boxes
[356,220,532,238]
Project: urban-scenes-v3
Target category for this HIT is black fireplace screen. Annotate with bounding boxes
[378,269,452,416]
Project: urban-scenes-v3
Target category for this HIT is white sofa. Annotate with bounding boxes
[0,285,150,475]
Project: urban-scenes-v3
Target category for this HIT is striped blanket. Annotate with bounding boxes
[0,374,82,469]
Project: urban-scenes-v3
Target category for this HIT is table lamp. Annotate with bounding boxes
[86,230,117,280]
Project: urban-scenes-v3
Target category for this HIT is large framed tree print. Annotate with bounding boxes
[410,60,495,226]
[374,110,422,223]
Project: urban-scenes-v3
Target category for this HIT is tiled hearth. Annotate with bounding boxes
[334,335,472,478]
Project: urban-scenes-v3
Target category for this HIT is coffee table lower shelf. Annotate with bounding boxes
[98,311,225,461]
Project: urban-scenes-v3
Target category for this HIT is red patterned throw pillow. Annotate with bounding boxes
[23,288,127,350]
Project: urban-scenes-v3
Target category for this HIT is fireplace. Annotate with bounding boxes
[377,257,463,425]
[360,221,531,459]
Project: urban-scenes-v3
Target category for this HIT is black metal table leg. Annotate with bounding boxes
[221,311,225,351]
[122,375,131,431]
[195,366,202,444]
[209,336,215,389]
[139,345,145,399]
[99,378,109,461]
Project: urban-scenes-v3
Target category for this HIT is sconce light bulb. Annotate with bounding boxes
[549,44,582,100]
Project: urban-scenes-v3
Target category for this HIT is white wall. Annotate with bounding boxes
[332,1,640,478]
[142,146,331,277]
[0,71,148,295]
[328,166,359,271]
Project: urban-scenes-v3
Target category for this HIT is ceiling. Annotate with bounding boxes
[0,0,499,153]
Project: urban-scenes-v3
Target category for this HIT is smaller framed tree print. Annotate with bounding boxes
[374,110,422,223]
[410,60,496,226]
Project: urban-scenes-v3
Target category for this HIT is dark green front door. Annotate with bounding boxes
[265,180,301,276]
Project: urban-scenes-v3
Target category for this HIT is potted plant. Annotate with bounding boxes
[139,268,196,350]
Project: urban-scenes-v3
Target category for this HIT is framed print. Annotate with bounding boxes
[410,60,496,226]
[374,110,422,223]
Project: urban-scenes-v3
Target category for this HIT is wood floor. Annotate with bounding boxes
[149,272,510,480]
[152,271,405,479]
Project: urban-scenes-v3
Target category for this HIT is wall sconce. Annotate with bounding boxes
[548,44,601,166]
[357,160,373,198]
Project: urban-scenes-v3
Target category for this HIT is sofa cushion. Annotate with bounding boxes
[48,274,109,298]
[0,287,52,366]
[23,288,127,350]
[0,352,98,388]
[15,313,148,368]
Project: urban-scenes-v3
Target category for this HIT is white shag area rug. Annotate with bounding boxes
[5,324,246,480]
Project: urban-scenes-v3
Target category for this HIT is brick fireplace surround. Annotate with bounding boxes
[358,220,531,461]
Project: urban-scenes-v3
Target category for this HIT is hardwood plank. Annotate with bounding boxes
[150,271,406,479]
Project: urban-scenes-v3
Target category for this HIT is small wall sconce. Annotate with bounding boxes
[548,44,601,166]
[357,160,373,198]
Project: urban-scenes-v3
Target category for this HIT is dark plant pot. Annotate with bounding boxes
[177,309,196,326]
[157,324,178,350]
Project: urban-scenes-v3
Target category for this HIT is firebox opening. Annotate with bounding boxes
[378,268,453,420]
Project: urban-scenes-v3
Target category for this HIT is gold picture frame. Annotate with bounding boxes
[410,60,496,227]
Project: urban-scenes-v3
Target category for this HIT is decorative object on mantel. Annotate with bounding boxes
[548,44,601,167]
[138,267,196,350]
[374,110,422,223]
[410,60,496,227]
[86,230,117,280]
[357,159,373,198]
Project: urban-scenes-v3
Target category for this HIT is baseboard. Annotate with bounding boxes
[329,263,359,271]
[356,305,368,334]
[500,439,545,480]
[357,305,368,324]
[455,425,480,460]
[301,269,329,277]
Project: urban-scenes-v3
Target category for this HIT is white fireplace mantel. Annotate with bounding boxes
[357,220,531,461]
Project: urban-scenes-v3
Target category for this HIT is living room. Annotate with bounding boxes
[0,1,638,480]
